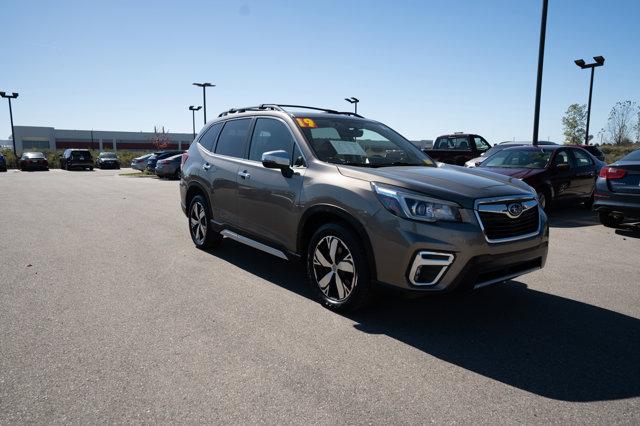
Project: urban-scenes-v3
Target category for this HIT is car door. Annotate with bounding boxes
[236,117,306,248]
[201,118,253,227]
[549,149,576,200]
[569,148,597,197]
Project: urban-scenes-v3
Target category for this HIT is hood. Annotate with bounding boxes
[337,164,535,209]
[479,167,545,180]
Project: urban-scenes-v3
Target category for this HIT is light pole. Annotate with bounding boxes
[344,97,359,114]
[189,105,202,140]
[532,0,548,147]
[575,56,605,145]
[192,82,215,124]
[0,91,18,160]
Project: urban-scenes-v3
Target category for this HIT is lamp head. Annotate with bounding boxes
[593,56,605,65]
[574,59,586,68]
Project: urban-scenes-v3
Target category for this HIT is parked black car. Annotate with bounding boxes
[19,152,49,171]
[593,149,640,227]
[146,150,184,173]
[424,133,492,165]
[478,145,604,210]
[95,152,121,169]
[0,153,6,171]
[60,149,93,171]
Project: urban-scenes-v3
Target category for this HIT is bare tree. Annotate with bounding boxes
[149,125,170,150]
[606,101,636,145]
[635,108,640,143]
[561,104,587,145]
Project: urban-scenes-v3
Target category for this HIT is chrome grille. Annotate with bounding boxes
[475,196,540,243]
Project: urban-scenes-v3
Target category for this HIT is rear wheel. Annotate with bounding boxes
[188,195,221,249]
[598,211,624,228]
[307,223,372,312]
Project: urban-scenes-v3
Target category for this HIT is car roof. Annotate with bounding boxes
[436,133,476,138]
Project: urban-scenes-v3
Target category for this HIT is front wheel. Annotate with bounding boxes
[307,223,372,312]
[188,195,221,249]
[537,188,552,212]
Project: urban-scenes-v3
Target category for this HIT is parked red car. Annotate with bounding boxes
[19,152,49,171]
[478,145,605,210]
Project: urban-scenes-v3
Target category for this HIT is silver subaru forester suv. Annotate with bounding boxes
[180,104,548,312]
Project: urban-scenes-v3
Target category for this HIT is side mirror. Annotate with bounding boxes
[262,150,291,169]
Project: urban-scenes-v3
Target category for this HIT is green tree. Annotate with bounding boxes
[561,103,587,145]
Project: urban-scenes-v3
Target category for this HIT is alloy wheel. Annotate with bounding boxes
[190,201,207,245]
[312,235,357,302]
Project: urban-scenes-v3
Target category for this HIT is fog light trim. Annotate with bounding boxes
[409,251,455,286]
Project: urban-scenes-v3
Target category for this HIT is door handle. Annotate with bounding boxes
[238,170,251,180]
[203,163,211,171]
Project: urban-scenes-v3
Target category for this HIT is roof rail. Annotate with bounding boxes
[217,104,364,118]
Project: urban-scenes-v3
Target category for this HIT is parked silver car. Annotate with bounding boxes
[131,153,153,171]
[155,153,183,179]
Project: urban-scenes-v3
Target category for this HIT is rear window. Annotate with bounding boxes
[26,152,45,158]
[621,149,640,161]
[72,150,91,157]
[215,119,252,158]
[434,137,471,150]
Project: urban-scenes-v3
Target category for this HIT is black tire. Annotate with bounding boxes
[598,211,623,228]
[89,167,93,171]
[174,169,181,180]
[306,223,372,312]
[537,187,552,212]
[584,193,594,210]
[188,195,221,249]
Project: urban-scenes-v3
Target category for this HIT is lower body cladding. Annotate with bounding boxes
[366,206,549,292]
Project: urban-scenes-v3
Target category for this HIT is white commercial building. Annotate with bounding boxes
[12,126,194,153]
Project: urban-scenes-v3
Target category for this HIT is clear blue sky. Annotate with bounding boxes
[2,0,639,144]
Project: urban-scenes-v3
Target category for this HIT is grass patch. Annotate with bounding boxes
[119,170,157,178]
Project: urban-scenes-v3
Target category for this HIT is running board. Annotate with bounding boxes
[220,230,288,260]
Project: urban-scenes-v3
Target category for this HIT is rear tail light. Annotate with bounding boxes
[599,167,626,180]
[181,151,189,168]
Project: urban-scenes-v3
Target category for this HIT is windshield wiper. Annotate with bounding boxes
[373,161,423,168]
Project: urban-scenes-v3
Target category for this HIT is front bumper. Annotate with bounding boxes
[366,206,549,292]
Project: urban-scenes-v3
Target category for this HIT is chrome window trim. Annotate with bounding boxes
[474,195,541,244]
[408,251,455,286]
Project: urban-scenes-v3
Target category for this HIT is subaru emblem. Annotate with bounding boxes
[507,202,524,218]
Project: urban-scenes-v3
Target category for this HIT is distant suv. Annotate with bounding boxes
[180,105,549,312]
[60,149,93,171]
[425,133,492,165]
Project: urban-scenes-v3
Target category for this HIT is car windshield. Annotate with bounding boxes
[100,152,116,158]
[296,116,434,167]
[482,149,552,169]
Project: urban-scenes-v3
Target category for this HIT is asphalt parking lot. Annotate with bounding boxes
[1,168,639,423]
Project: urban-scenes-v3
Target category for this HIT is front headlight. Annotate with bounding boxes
[372,183,461,223]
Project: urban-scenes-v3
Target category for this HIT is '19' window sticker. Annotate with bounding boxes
[296,118,317,128]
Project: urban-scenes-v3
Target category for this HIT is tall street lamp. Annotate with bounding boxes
[189,105,202,140]
[532,0,548,147]
[344,97,360,114]
[192,82,215,124]
[575,56,605,145]
[0,91,19,159]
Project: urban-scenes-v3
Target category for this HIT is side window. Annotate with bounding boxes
[248,118,295,162]
[474,137,491,152]
[572,149,593,167]
[215,119,252,158]
[553,150,571,167]
[198,123,223,152]
[435,137,470,150]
